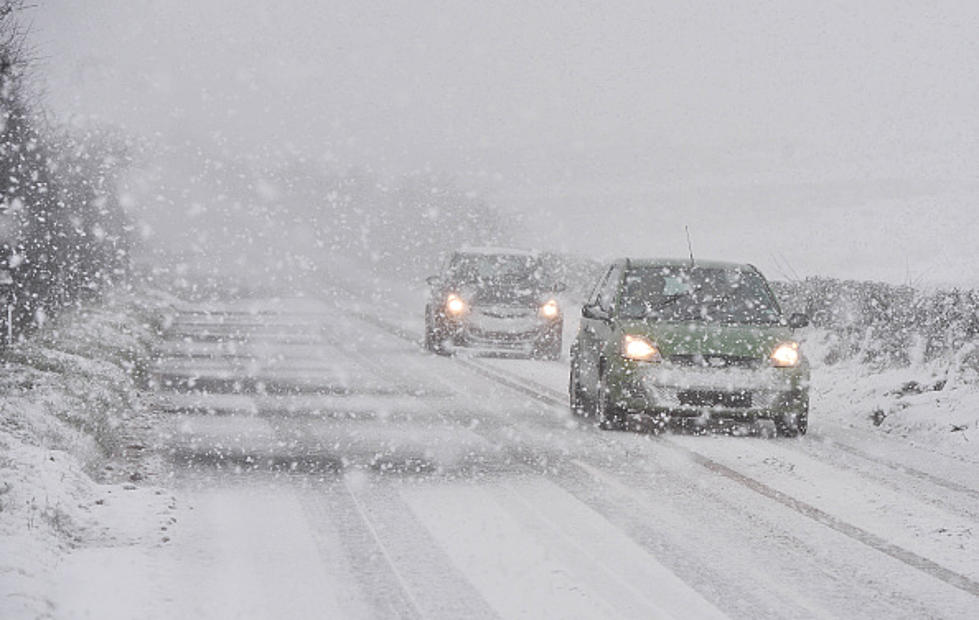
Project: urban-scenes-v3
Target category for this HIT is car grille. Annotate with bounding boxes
[668,354,762,369]
[677,390,753,408]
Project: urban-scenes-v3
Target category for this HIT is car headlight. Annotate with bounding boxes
[771,341,801,367]
[445,293,467,316]
[539,299,560,319]
[622,334,661,362]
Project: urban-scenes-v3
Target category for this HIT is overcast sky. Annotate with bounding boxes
[30,1,979,284]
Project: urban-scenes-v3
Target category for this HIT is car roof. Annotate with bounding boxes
[618,258,756,270]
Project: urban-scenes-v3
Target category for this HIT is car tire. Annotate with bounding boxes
[569,355,588,416]
[542,338,562,361]
[774,396,809,437]
[424,310,448,355]
[596,370,626,430]
[533,325,562,361]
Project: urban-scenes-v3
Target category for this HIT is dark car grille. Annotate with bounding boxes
[677,390,753,408]
[668,354,762,369]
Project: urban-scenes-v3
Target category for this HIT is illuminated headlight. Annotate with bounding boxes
[771,342,801,367]
[445,294,467,316]
[622,335,661,362]
[539,299,560,319]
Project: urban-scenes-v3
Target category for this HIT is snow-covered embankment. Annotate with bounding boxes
[0,290,176,618]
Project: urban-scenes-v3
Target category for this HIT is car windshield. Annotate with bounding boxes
[449,253,544,285]
[618,265,781,324]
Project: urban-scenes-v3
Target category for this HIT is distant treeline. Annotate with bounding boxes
[1,2,132,333]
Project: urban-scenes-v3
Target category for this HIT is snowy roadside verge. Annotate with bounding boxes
[0,288,179,619]
[804,328,979,459]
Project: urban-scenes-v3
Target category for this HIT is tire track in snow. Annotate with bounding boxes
[562,457,967,619]
[497,480,726,619]
[807,436,979,500]
[338,475,426,619]
[298,475,500,620]
[161,303,498,618]
[344,303,979,600]
[481,362,979,598]
[413,362,959,618]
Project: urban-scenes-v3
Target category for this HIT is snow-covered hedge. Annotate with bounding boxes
[1,2,133,335]
[772,278,979,372]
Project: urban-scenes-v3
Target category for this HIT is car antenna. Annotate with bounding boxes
[685,225,695,266]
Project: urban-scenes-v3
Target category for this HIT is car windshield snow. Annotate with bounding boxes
[449,253,543,285]
[618,265,781,325]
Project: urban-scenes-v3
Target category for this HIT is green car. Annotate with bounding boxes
[569,259,810,436]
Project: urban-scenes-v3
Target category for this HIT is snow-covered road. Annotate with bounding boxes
[51,292,979,619]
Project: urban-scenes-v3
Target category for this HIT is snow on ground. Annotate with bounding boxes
[802,328,979,460]
[3,258,976,617]
[0,290,177,619]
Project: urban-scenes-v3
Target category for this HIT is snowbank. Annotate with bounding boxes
[0,289,177,619]
[804,328,979,457]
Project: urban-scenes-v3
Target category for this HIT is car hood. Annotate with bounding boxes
[456,283,548,307]
[618,319,794,359]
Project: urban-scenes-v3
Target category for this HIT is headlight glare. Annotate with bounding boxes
[445,294,467,316]
[622,335,661,362]
[539,299,560,318]
[771,341,801,367]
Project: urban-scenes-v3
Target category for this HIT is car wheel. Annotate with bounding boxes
[774,397,809,437]
[533,325,562,361]
[596,370,626,430]
[423,323,435,352]
[569,356,588,416]
[543,337,562,361]
[424,310,448,355]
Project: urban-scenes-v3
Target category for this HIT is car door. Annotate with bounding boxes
[577,262,622,395]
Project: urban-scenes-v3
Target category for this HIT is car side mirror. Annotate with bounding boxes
[552,282,568,293]
[582,303,609,321]
[787,313,810,329]
[425,275,441,287]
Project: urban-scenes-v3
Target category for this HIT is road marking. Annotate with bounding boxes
[668,442,979,597]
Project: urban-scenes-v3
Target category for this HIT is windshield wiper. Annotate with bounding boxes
[646,287,704,313]
[621,290,696,319]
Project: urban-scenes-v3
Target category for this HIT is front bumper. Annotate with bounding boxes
[610,361,809,420]
[441,313,560,350]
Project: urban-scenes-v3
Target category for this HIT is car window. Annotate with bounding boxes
[587,266,613,306]
[439,253,455,276]
[619,265,780,324]
[449,254,542,284]
[597,264,622,312]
